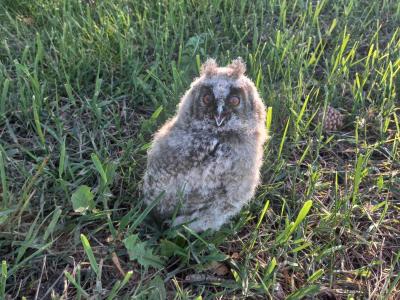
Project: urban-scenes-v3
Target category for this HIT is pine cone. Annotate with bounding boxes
[319,106,344,132]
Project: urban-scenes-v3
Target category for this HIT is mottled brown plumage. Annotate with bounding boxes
[143,58,266,232]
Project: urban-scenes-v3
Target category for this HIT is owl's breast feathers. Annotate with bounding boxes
[143,108,263,216]
[143,124,261,206]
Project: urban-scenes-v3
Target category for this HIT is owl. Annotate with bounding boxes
[143,58,266,232]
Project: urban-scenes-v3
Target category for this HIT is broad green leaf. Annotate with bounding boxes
[147,275,166,300]
[159,239,187,258]
[123,235,164,269]
[71,185,94,214]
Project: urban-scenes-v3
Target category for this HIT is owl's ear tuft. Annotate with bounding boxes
[200,58,219,76]
[228,57,246,77]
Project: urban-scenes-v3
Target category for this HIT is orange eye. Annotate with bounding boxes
[202,94,212,105]
[229,96,240,106]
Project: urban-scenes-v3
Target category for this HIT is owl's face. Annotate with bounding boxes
[177,58,264,133]
[194,84,247,127]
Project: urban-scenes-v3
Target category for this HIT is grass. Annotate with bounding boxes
[0,0,399,298]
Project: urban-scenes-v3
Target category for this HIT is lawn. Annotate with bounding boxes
[0,0,399,299]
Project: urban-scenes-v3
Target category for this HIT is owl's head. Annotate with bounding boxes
[176,58,265,133]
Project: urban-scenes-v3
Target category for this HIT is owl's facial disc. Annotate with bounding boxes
[197,84,244,127]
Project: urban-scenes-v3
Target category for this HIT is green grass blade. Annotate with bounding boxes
[43,207,62,242]
[1,261,7,298]
[0,146,9,208]
[278,116,290,160]
[106,271,133,300]
[286,285,320,300]
[80,234,99,275]
[307,269,324,283]
[91,153,107,185]
[290,200,313,235]
[265,106,273,137]
[256,200,270,229]
[9,241,52,277]
[64,270,90,298]
[127,192,164,234]
[58,137,67,179]
[0,78,10,116]
[352,153,365,203]
[32,95,45,147]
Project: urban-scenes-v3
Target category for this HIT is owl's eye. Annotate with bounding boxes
[202,94,212,105]
[229,96,240,106]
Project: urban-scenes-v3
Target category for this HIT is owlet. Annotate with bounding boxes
[143,58,266,232]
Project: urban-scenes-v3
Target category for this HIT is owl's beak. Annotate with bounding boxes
[215,114,226,127]
[215,103,226,127]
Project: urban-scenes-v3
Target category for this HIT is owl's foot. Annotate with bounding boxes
[171,215,190,228]
[172,209,233,232]
[171,215,205,231]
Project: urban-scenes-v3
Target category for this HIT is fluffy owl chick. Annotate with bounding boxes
[143,58,266,232]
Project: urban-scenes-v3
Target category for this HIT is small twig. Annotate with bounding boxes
[38,268,65,300]
[34,255,46,300]
[184,273,229,283]
[111,252,125,277]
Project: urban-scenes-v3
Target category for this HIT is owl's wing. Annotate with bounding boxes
[143,131,219,210]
